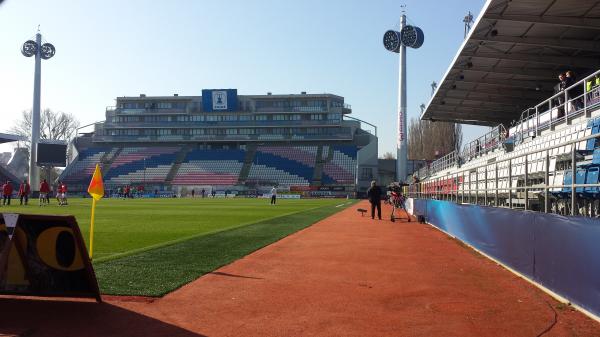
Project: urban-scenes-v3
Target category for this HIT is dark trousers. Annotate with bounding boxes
[20,194,28,205]
[271,195,276,204]
[3,195,10,205]
[370,200,381,219]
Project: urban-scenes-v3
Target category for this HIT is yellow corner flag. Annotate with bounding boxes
[87,164,104,260]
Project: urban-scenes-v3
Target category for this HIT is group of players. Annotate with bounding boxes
[1,179,68,207]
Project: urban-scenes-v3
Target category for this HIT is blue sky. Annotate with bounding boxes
[0,0,486,156]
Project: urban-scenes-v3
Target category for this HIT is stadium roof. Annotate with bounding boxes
[0,132,26,144]
[422,0,600,126]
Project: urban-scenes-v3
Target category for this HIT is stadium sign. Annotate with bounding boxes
[0,214,101,301]
[202,89,238,112]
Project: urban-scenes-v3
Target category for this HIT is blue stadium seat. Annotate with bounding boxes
[586,122,599,150]
[575,168,587,194]
[593,149,600,165]
[584,166,599,197]
[562,169,573,194]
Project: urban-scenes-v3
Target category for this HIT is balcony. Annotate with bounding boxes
[92,132,353,143]
[102,119,342,128]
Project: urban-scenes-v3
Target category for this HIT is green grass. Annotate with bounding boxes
[3,197,354,295]
[95,201,354,296]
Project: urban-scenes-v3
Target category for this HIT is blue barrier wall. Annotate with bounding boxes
[410,199,600,318]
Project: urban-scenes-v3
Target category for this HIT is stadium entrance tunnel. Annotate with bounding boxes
[407,198,600,320]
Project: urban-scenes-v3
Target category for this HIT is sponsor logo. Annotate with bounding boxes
[212,90,228,110]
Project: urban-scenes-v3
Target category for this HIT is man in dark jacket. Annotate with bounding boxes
[366,180,382,220]
[18,179,30,205]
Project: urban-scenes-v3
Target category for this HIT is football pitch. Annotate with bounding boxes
[2,197,354,296]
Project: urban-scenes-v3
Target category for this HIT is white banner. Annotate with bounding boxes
[3,213,19,240]
[405,198,414,215]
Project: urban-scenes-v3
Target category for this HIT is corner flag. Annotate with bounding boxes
[88,164,104,201]
[87,164,104,260]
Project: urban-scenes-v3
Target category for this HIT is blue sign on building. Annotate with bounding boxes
[202,89,238,112]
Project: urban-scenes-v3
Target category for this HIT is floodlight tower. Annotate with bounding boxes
[383,10,424,183]
[22,30,56,191]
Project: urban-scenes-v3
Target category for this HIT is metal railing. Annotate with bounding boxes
[510,69,600,144]
[407,130,600,218]
[461,124,506,160]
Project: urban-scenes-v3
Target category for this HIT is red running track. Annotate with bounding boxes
[1,201,599,336]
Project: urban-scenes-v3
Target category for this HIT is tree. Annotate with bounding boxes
[11,109,79,146]
[380,152,396,160]
[408,118,462,161]
[10,109,79,181]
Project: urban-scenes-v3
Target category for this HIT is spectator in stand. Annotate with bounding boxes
[2,180,13,206]
[556,73,567,118]
[18,179,30,205]
[270,186,277,205]
[366,180,382,220]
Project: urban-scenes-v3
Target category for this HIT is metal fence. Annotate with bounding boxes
[407,131,600,217]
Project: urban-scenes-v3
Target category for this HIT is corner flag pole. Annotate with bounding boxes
[89,198,97,260]
[87,163,104,261]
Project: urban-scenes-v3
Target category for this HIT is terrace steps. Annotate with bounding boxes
[165,146,192,183]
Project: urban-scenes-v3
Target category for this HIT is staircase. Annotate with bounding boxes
[165,146,192,183]
[238,145,257,184]
[311,146,324,187]
[100,147,122,177]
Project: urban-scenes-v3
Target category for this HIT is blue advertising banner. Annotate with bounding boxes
[410,199,600,318]
[202,89,238,112]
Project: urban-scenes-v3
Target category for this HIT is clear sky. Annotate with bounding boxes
[0,0,487,156]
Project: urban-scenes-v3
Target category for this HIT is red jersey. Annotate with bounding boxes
[40,181,50,193]
[18,183,30,196]
[60,183,67,193]
[2,183,13,196]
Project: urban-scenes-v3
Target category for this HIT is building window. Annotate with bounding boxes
[290,114,301,121]
[190,115,204,122]
[239,128,254,135]
[239,115,253,121]
[157,102,172,109]
[226,129,237,135]
[255,115,268,121]
[310,114,323,120]
[273,114,287,121]
[361,168,373,180]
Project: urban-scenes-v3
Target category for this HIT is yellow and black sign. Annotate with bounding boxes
[0,214,101,302]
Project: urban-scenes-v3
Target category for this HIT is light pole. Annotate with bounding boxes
[383,10,424,183]
[22,29,55,191]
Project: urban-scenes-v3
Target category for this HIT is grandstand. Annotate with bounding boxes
[0,133,27,187]
[404,0,600,320]
[409,0,600,218]
[61,90,377,196]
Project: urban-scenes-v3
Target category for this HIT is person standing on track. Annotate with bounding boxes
[18,179,30,205]
[366,180,382,220]
[270,186,277,205]
[2,180,13,206]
